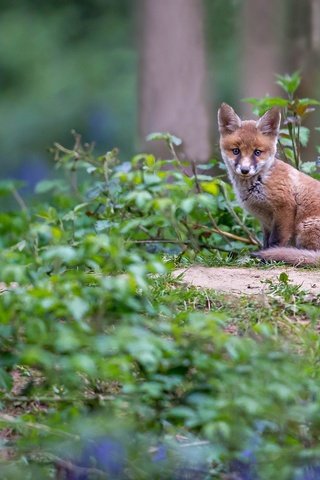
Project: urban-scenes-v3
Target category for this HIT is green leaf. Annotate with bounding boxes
[180,197,195,214]
[297,98,320,106]
[67,297,89,322]
[196,163,215,171]
[146,132,182,146]
[299,126,310,147]
[85,182,106,200]
[71,354,96,375]
[0,369,13,390]
[168,406,196,420]
[95,220,112,232]
[145,154,156,168]
[300,161,317,174]
[0,180,25,196]
[35,179,66,194]
[200,181,219,196]
[43,246,77,262]
[243,97,289,115]
[276,72,301,95]
[279,272,289,283]
[55,327,81,353]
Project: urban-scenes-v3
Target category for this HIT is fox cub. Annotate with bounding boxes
[218,103,320,266]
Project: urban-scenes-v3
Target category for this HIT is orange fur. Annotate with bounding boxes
[218,103,320,266]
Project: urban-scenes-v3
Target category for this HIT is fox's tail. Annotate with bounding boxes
[254,247,320,267]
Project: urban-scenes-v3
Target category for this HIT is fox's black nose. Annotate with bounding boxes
[240,167,250,175]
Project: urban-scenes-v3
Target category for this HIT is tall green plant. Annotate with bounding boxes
[244,72,320,171]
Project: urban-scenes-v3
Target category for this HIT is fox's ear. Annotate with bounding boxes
[218,103,242,135]
[257,108,281,136]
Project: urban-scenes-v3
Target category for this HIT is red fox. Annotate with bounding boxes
[218,103,320,266]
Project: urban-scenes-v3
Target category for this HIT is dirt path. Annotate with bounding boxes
[174,266,320,295]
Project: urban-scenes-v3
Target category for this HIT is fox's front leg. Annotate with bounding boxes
[268,210,295,248]
[262,226,271,249]
[254,213,294,262]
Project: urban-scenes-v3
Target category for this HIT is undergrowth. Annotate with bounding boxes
[0,73,319,479]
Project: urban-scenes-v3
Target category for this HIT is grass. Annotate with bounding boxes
[151,264,320,347]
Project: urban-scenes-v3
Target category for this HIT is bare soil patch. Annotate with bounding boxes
[174,266,320,295]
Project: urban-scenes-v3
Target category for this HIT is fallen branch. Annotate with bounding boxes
[130,229,255,246]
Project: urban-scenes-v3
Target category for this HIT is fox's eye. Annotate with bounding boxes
[254,149,262,156]
[232,148,240,155]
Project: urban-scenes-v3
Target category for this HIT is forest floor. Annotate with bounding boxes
[174,265,320,296]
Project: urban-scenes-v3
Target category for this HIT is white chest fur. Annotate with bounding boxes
[228,169,273,227]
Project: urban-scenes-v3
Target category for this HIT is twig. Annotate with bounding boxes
[167,140,181,164]
[192,161,257,246]
[130,239,189,244]
[296,121,301,170]
[12,188,28,212]
[138,225,156,240]
[128,238,247,250]
[191,160,202,194]
[166,142,255,247]
[277,139,289,162]
[207,227,255,245]
[190,161,234,246]
[288,123,299,170]
[181,219,201,250]
[177,440,210,448]
[70,166,79,196]
[199,224,256,244]
[206,210,235,245]
[168,140,197,178]
[218,180,261,246]
[53,142,75,156]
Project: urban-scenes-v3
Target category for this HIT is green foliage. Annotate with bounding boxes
[244,72,320,171]
[1,131,320,478]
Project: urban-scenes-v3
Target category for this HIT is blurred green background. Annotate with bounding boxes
[1,0,319,184]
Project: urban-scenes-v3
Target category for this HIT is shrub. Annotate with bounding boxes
[0,74,320,479]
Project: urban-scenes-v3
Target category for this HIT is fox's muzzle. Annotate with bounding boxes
[235,157,257,177]
[240,166,250,175]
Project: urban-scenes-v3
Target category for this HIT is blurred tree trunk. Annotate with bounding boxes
[241,0,281,117]
[283,0,317,160]
[311,0,320,55]
[283,0,311,73]
[291,0,319,93]
[309,0,320,90]
[139,0,211,163]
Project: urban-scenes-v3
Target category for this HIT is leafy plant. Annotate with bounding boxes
[49,131,261,252]
[244,72,320,171]
[0,79,320,478]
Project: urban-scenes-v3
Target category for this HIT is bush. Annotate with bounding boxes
[1,74,320,479]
